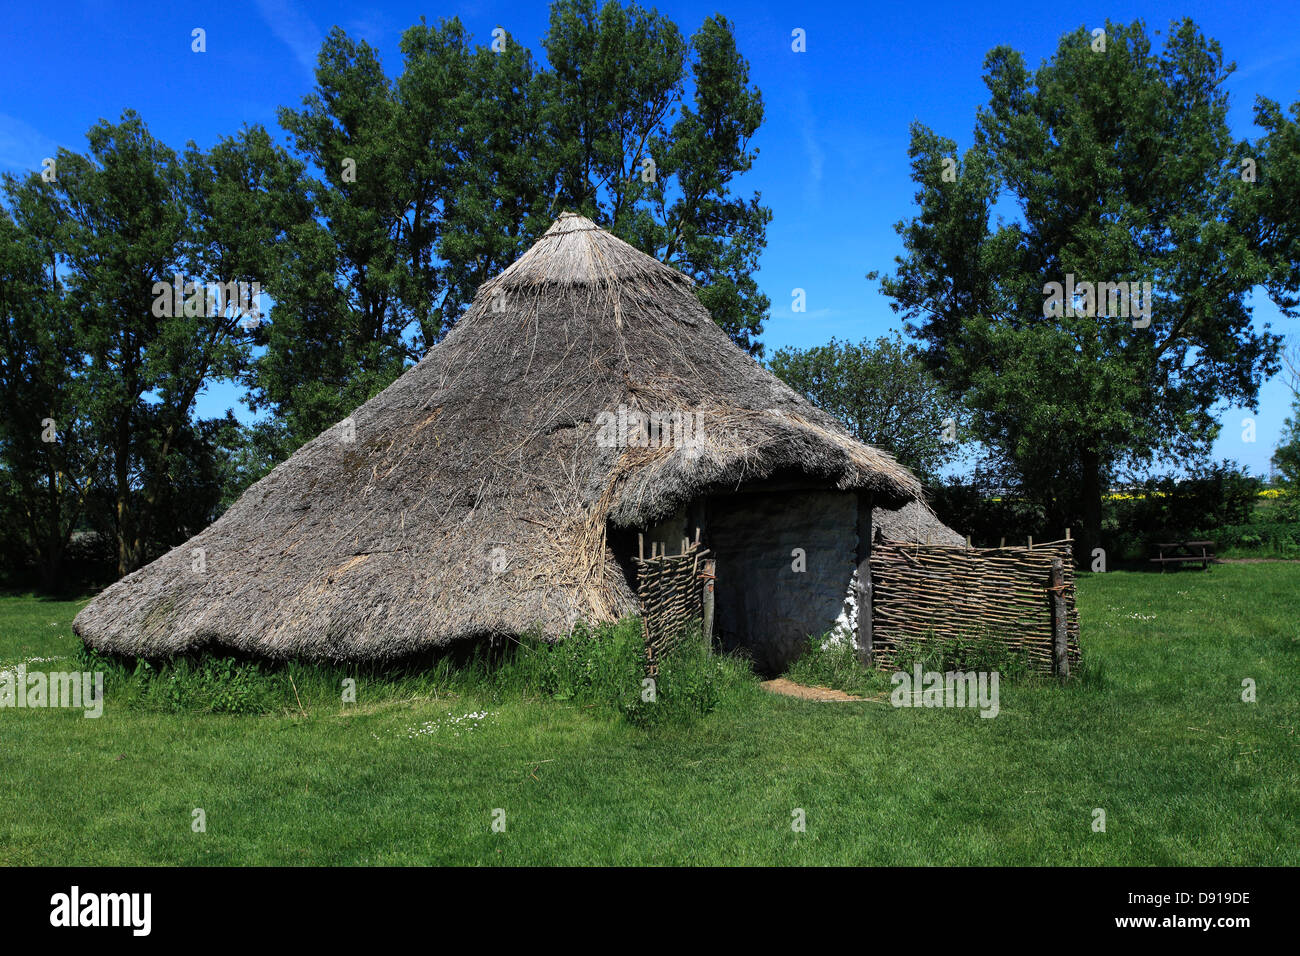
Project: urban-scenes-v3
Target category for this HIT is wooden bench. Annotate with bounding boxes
[1149,540,1216,570]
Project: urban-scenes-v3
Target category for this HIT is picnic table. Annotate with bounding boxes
[1149,540,1216,570]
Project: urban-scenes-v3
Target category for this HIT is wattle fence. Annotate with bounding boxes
[633,530,1081,680]
[632,534,713,677]
[868,536,1080,676]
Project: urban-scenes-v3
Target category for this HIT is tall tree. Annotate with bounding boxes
[255,4,774,456]
[258,21,554,449]
[45,114,191,576]
[33,113,291,576]
[768,334,963,482]
[412,21,559,328]
[544,2,771,353]
[262,27,425,450]
[1238,96,1300,322]
[0,183,94,589]
[1272,402,1300,488]
[871,20,1295,556]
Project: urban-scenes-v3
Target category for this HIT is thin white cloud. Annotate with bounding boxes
[254,0,322,76]
[1232,47,1300,82]
[0,113,59,172]
[802,125,824,189]
[791,87,824,204]
[769,306,840,321]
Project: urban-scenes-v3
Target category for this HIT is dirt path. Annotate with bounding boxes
[760,678,868,702]
[1216,557,1300,564]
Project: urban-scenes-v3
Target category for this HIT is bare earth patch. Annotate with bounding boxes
[760,678,867,702]
[1217,557,1300,564]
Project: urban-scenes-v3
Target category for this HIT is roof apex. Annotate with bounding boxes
[483,212,690,292]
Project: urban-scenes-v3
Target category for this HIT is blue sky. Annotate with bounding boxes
[2,0,1297,476]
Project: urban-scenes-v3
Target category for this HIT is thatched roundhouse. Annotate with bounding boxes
[75,213,960,672]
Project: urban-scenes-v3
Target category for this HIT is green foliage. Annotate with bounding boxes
[74,616,750,728]
[1107,462,1261,547]
[503,619,749,727]
[507,620,646,706]
[1099,462,1263,558]
[544,3,771,355]
[928,479,1048,546]
[781,636,890,699]
[259,21,480,449]
[1,113,299,584]
[1272,491,1300,524]
[1234,97,1300,319]
[937,463,1274,558]
[1202,521,1300,557]
[76,646,285,715]
[768,333,963,482]
[1273,396,1300,487]
[148,658,286,715]
[891,630,1036,683]
[250,2,773,457]
[0,193,92,590]
[620,638,748,728]
[872,19,1297,552]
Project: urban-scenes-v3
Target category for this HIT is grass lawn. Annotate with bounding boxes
[2,564,1297,866]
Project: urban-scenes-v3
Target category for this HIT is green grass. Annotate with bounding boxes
[1208,521,1300,558]
[2,563,1297,865]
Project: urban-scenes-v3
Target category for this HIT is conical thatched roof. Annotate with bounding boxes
[75,213,924,662]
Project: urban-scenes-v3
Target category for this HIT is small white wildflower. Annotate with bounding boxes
[403,710,494,739]
[0,656,63,681]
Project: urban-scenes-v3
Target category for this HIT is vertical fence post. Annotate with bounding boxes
[701,557,716,652]
[1051,555,1069,680]
[856,492,874,667]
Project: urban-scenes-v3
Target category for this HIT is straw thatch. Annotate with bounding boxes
[873,499,966,547]
[75,213,925,662]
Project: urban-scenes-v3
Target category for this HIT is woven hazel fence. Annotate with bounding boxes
[633,534,712,677]
[869,537,1081,675]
